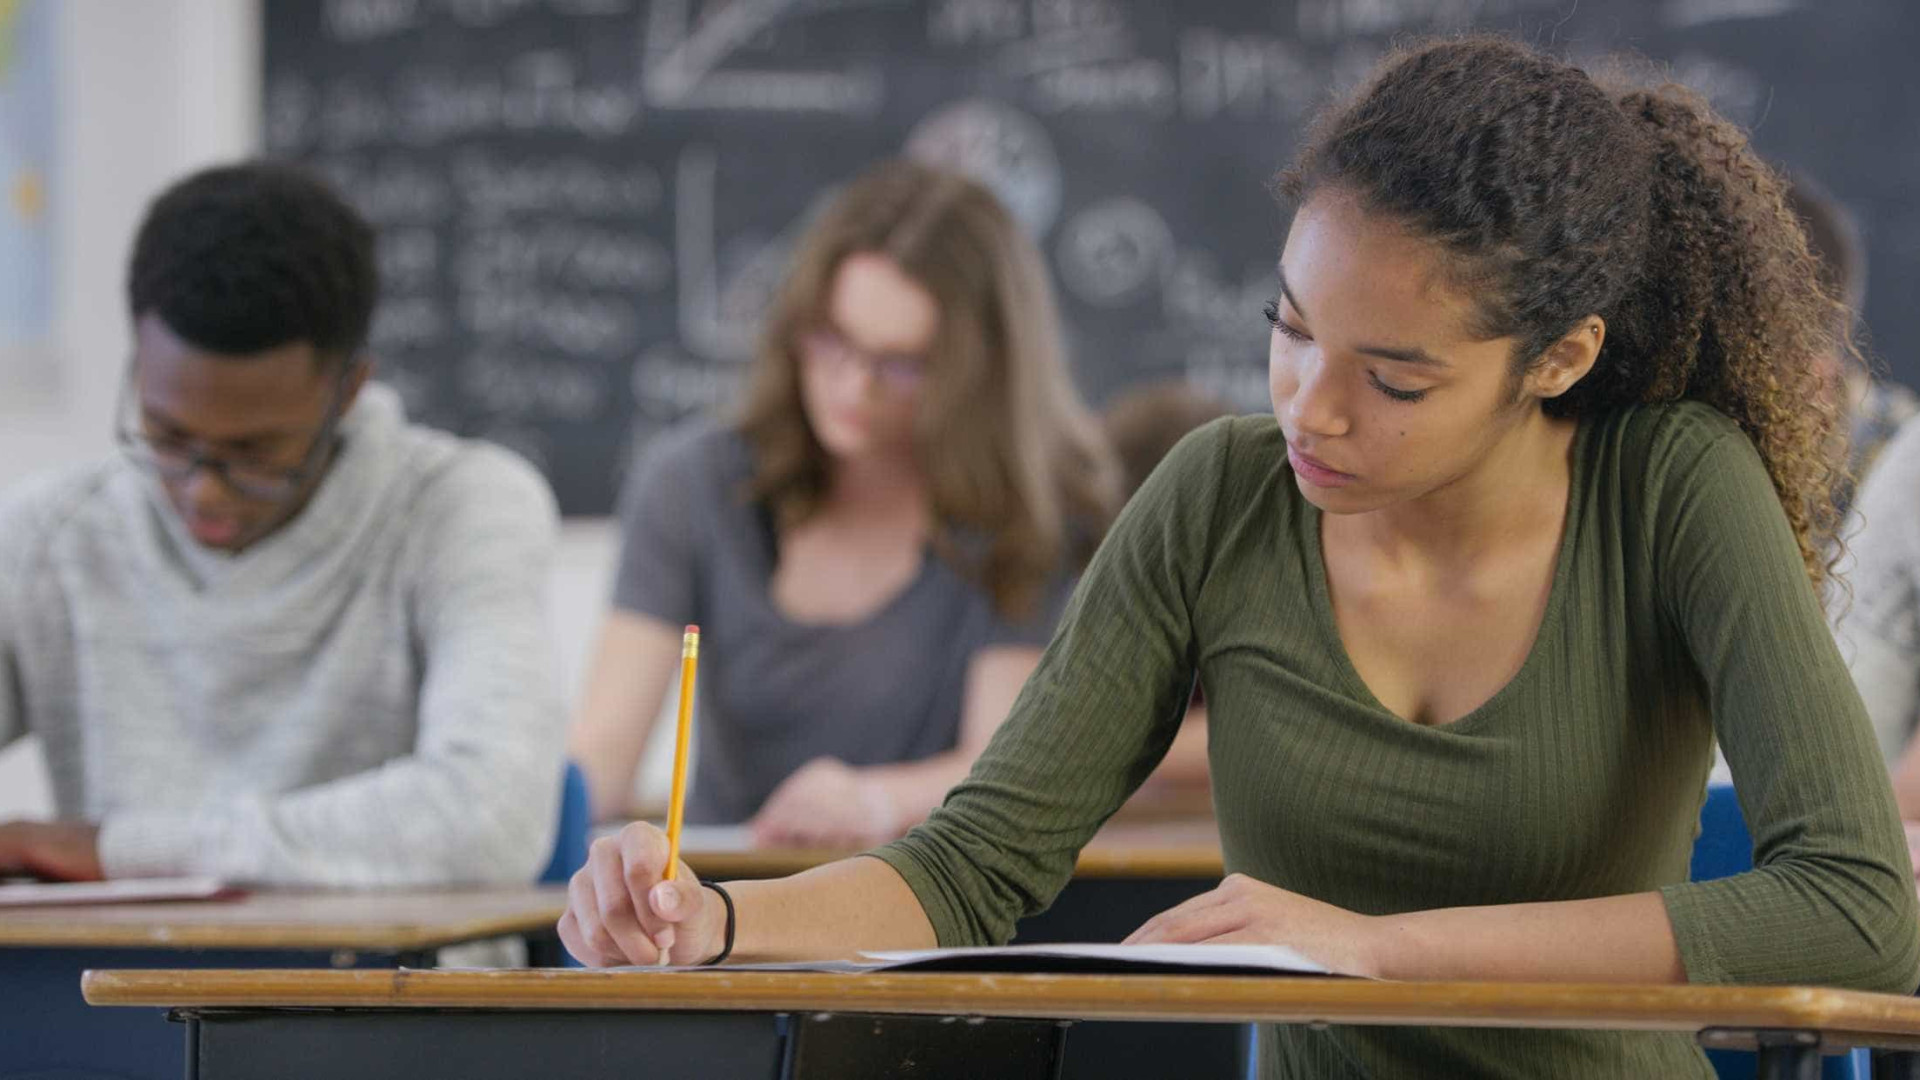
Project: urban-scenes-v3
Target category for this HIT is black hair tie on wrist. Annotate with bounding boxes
[700,880,736,966]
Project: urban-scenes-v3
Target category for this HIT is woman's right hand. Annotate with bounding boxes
[557,822,726,967]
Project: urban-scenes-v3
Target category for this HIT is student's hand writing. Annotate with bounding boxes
[0,821,105,881]
[557,822,727,967]
[748,757,900,850]
[1122,872,1383,978]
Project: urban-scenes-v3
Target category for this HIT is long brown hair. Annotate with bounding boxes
[738,158,1121,618]
[1282,36,1851,589]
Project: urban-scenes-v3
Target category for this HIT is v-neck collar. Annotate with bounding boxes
[1297,416,1592,734]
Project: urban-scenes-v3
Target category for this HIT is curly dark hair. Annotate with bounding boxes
[127,161,377,366]
[1784,170,1866,316]
[1280,36,1849,588]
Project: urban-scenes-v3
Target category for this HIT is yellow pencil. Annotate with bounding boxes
[663,624,700,881]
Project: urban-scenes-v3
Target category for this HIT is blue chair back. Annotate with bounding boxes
[1691,783,1864,1080]
[540,761,591,884]
[1690,782,1754,883]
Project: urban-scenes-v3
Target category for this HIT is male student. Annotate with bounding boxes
[0,161,565,886]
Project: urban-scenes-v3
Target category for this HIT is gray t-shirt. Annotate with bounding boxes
[613,420,1077,824]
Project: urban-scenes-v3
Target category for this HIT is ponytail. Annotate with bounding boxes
[1597,82,1849,587]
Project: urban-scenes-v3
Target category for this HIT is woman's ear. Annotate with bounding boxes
[1528,316,1604,400]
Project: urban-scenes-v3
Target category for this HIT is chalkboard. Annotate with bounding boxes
[263,0,1920,516]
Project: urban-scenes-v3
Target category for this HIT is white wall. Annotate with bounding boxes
[0,1,663,820]
[0,0,260,492]
[0,0,262,816]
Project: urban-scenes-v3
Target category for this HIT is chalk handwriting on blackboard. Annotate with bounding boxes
[632,344,748,418]
[399,53,641,144]
[928,0,1023,46]
[642,0,888,114]
[1180,30,1319,121]
[461,350,606,420]
[673,146,795,364]
[1055,197,1174,307]
[452,152,663,219]
[267,0,1919,516]
[906,100,1063,235]
[1662,0,1801,30]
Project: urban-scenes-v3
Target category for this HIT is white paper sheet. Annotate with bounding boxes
[0,876,236,907]
[650,942,1336,976]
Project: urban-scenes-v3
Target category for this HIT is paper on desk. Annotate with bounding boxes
[589,822,754,850]
[675,942,1335,976]
[0,876,238,907]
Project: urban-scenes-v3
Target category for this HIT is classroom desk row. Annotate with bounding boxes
[19,821,1920,1080]
[1,822,1231,1080]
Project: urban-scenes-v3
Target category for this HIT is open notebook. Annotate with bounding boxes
[0,876,239,907]
[643,942,1336,977]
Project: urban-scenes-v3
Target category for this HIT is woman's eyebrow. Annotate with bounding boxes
[1276,265,1451,370]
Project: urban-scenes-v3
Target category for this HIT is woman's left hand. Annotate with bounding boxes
[748,757,902,850]
[1123,872,1384,978]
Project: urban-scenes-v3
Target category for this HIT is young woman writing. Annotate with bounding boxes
[561,38,1917,1078]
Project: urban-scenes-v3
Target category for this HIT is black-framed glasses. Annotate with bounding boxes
[799,328,927,396]
[114,362,358,504]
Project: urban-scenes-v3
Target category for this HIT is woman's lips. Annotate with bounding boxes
[1287,445,1356,488]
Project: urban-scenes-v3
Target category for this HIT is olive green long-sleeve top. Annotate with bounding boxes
[873,403,1919,1079]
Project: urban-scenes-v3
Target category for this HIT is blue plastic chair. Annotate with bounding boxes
[533,761,592,967]
[540,760,591,884]
[1692,783,1865,1080]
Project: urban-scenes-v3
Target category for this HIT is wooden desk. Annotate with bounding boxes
[667,818,1232,1078]
[1,886,567,1080]
[0,885,568,952]
[83,968,1920,1079]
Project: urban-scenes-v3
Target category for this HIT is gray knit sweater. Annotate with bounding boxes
[0,384,566,886]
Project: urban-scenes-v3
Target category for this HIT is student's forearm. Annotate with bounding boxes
[724,856,938,962]
[569,614,682,822]
[573,747,645,824]
[862,752,977,832]
[1369,891,1684,983]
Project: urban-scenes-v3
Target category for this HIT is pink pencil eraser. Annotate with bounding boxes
[686,624,699,635]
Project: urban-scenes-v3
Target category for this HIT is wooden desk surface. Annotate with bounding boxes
[79,968,1920,1051]
[0,886,569,951]
[679,819,1225,881]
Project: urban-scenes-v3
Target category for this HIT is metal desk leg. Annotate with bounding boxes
[1754,1031,1823,1080]
[184,1013,200,1080]
[1873,1049,1920,1079]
